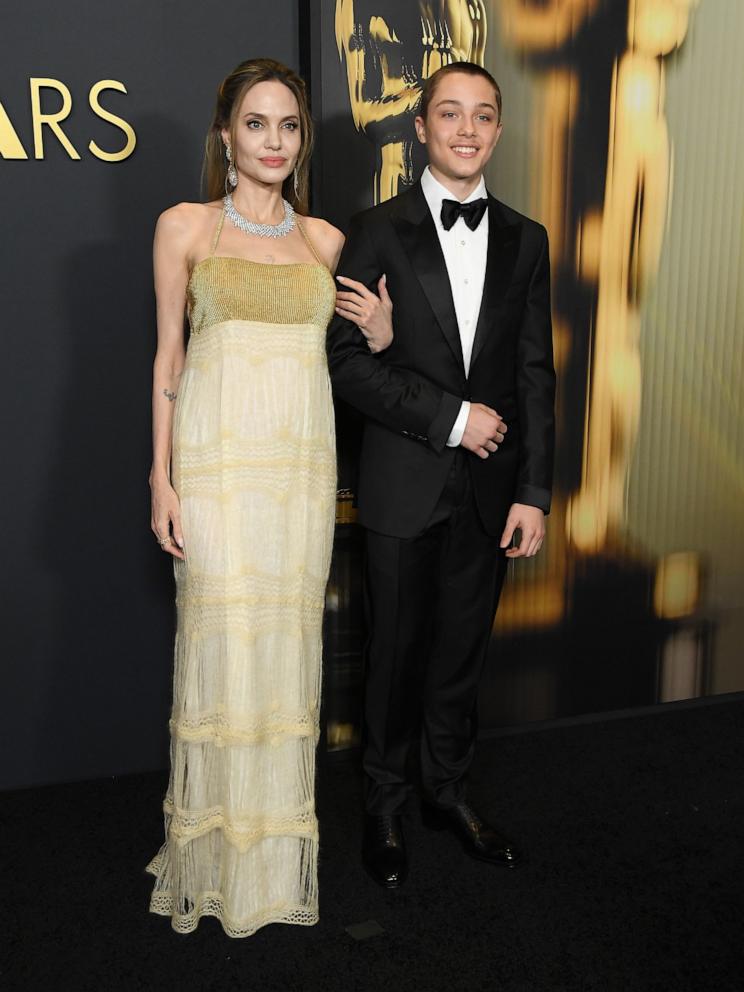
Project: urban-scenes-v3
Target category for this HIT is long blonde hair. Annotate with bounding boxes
[202,58,313,214]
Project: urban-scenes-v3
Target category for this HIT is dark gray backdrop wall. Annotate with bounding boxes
[0,0,299,790]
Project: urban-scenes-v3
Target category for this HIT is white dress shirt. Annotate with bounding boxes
[420,166,489,447]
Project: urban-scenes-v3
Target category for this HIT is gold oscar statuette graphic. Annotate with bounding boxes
[0,78,137,161]
[569,0,698,553]
[498,0,699,554]
[335,0,487,204]
[492,0,705,682]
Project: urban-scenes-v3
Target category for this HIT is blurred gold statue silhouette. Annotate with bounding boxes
[336,0,487,202]
[497,0,698,554]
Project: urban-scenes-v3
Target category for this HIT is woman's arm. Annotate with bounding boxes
[149,204,194,560]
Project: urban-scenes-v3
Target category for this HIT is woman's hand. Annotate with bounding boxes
[335,274,393,353]
[149,472,185,560]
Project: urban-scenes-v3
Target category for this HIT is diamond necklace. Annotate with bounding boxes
[223,193,296,239]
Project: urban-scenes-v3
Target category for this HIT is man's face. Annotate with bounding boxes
[414,72,502,186]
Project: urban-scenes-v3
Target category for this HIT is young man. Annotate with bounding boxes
[327,62,555,887]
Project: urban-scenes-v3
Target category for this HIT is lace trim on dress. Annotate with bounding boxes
[169,707,318,746]
[161,798,318,849]
[147,884,319,938]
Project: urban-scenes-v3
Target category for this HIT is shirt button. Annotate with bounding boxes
[460,240,466,246]
[464,278,469,284]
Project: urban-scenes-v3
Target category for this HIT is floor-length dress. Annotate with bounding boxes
[146,209,337,937]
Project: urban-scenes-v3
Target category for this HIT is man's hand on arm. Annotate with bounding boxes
[500,503,545,558]
[460,403,507,460]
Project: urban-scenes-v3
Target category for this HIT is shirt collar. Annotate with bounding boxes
[421,165,488,225]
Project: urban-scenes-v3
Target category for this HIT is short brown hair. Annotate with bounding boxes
[419,62,502,123]
[203,58,313,213]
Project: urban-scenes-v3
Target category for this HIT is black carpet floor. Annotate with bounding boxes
[2,699,743,992]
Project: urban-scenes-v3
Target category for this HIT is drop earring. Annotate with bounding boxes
[293,167,299,198]
[225,144,238,190]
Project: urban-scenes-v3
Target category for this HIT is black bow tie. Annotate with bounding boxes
[440,197,488,232]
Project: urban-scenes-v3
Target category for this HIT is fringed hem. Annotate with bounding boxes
[146,878,318,938]
[145,838,319,938]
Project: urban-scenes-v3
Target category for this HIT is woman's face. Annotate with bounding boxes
[222,79,302,190]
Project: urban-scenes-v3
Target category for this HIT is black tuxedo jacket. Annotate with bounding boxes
[326,181,555,540]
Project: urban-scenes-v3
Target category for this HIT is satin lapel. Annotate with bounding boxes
[390,185,465,372]
[469,198,521,372]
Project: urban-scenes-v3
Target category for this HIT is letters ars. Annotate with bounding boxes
[0,78,136,162]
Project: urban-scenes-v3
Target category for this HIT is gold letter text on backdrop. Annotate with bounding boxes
[30,78,80,159]
[88,80,137,162]
[0,100,28,159]
[0,79,136,161]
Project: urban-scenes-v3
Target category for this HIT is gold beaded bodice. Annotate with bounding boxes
[187,257,336,336]
[185,211,336,337]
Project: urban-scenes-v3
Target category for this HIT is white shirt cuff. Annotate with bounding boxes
[446,401,470,447]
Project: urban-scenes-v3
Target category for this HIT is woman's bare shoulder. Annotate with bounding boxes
[302,215,345,268]
[302,215,344,243]
[156,200,221,242]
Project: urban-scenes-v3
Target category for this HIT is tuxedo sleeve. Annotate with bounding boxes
[326,215,462,453]
[515,226,556,514]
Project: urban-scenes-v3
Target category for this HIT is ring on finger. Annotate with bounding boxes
[158,535,171,546]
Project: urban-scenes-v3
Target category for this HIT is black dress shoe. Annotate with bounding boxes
[362,813,408,888]
[421,801,524,869]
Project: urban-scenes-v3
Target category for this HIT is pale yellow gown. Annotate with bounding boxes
[146,209,337,937]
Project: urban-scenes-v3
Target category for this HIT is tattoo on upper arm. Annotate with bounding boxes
[163,388,177,402]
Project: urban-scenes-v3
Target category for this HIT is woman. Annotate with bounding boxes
[147,58,391,937]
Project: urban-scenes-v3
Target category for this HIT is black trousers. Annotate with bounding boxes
[362,450,508,814]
